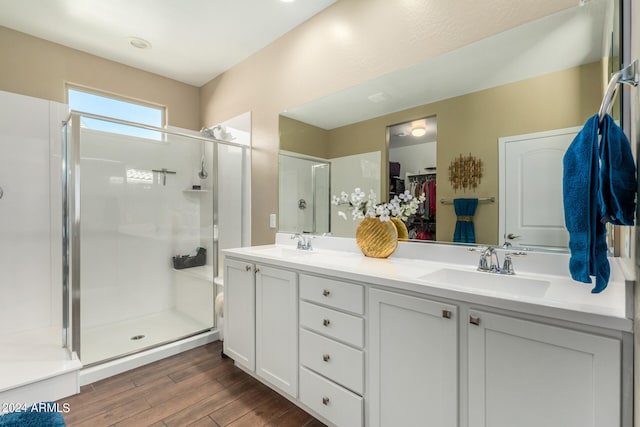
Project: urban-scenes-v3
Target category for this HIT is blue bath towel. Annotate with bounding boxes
[563,113,636,293]
[599,114,636,226]
[453,198,478,243]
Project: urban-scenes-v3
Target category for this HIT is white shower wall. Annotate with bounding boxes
[0,91,66,337]
[79,128,208,329]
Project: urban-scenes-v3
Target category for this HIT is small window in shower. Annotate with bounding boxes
[67,86,165,140]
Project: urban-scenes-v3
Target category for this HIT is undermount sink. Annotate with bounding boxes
[417,268,550,297]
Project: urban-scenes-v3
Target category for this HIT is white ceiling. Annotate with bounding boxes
[0,0,336,87]
[282,0,612,130]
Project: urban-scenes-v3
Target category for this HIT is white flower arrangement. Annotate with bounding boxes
[331,187,426,222]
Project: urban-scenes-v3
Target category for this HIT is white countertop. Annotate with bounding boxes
[223,234,634,332]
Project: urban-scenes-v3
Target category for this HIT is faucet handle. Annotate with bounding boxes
[501,254,514,275]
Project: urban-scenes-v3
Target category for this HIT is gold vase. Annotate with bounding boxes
[355,218,398,258]
[390,217,409,241]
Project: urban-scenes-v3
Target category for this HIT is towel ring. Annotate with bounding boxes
[598,59,639,124]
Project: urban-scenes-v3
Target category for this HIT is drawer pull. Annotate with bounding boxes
[245,265,251,271]
[323,318,331,327]
[322,396,330,406]
[442,310,452,319]
[469,315,481,326]
[322,289,331,297]
[255,267,260,273]
[322,353,331,362]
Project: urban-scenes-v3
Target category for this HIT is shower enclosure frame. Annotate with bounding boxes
[279,152,331,234]
[62,111,246,363]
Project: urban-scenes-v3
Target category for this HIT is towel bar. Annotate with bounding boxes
[440,197,494,205]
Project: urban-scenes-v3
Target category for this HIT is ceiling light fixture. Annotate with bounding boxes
[129,37,151,50]
[411,127,427,137]
[280,0,296,3]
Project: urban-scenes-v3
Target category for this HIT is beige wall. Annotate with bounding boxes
[326,62,602,244]
[0,26,200,130]
[279,116,329,159]
[200,0,576,245]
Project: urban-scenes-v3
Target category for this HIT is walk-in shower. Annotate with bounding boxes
[278,153,330,234]
[62,112,248,367]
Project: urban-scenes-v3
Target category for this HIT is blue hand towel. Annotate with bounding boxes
[453,198,478,243]
[599,114,636,226]
[563,114,609,293]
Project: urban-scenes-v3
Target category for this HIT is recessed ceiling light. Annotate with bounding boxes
[129,37,151,50]
[411,127,427,137]
[280,0,296,2]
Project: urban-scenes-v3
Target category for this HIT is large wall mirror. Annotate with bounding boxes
[278,0,623,251]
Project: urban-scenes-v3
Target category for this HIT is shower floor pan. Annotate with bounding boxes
[81,309,212,366]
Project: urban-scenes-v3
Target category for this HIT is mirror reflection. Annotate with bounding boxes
[278,0,620,250]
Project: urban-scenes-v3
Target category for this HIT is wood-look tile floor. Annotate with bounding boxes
[59,341,326,427]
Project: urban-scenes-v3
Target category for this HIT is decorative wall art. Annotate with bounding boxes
[448,153,483,192]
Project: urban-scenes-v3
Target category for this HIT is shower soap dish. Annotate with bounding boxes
[173,247,206,269]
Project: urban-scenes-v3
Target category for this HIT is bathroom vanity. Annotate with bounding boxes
[223,234,633,427]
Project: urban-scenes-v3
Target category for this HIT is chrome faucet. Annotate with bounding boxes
[291,233,313,250]
[476,246,517,274]
[478,246,500,272]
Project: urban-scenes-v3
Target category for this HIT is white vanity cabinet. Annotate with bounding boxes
[223,259,299,398]
[368,288,459,427]
[298,274,365,427]
[467,310,621,427]
[223,246,629,427]
[223,258,256,371]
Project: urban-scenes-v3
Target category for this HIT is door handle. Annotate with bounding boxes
[506,233,521,240]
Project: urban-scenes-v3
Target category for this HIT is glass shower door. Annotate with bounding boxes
[73,115,215,365]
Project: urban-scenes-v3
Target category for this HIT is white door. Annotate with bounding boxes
[468,310,620,427]
[223,258,256,371]
[368,288,458,427]
[499,127,579,248]
[255,265,299,397]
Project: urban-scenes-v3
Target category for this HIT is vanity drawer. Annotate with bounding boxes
[300,301,364,347]
[300,329,364,395]
[299,366,363,427]
[300,274,364,315]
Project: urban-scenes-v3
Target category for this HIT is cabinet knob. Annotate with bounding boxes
[469,315,481,326]
[322,289,331,297]
[322,354,331,362]
[322,318,331,327]
[322,397,330,406]
[245,265,251,271]
[442,310,452,319]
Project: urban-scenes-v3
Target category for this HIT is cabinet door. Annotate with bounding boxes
[223,258,256,371]
[468,310,620,427]
[369,288,458,427]
[256,264,298,397]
